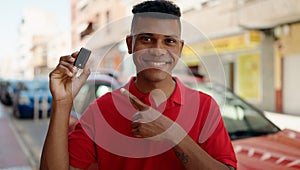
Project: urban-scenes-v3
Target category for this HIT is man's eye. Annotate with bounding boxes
[165,38,177,45]
[139,36,152,42]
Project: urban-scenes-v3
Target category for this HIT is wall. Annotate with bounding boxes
[260,35,275,111]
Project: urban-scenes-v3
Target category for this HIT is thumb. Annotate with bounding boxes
[77,67,91,84]
[71,68,90,98]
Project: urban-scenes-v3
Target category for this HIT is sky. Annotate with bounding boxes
[0,0,70,58]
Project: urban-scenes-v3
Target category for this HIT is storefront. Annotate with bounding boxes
[182,30,275,111]
[275,23,300,115]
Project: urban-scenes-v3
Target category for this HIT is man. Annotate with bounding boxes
[40,1,237,169]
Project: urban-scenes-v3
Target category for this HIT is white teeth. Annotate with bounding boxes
[147,61,169,67]
[152,62,166,66]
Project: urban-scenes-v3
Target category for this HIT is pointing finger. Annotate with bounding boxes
[120,88,149,111]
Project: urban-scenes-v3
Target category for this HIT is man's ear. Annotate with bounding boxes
[126,35,133,54]
[179,40,184,56]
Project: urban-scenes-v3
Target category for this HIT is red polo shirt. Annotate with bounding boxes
[68,77,237,169]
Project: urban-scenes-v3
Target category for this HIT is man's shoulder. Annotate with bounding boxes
[178,81,212,99]
[177,81,217,107]
[95,88,124,104]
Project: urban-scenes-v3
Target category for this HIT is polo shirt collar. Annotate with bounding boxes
[124,77,185,106]
[170,77,185,105]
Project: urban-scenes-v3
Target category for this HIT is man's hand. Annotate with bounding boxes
[120,88,186,143]
[40,51,91,170]
[49,52,90,104]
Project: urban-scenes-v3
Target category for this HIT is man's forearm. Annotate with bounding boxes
[172,132,231,170]
[40,101,73,170]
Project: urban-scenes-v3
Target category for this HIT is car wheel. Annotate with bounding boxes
[13,107,20,118]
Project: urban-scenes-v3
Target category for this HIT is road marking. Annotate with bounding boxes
[8,119,36,168]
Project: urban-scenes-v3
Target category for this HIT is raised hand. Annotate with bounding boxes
[49,52,91,104]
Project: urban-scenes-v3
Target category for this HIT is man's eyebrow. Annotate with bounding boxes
[136,32,179,38]
[165,35,179,38]
[135,32,153,36]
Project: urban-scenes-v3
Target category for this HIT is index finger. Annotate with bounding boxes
[120,88,149,111]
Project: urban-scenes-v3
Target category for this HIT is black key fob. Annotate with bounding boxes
[74,47,91,69]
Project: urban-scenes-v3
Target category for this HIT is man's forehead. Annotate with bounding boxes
[131,17,181,37]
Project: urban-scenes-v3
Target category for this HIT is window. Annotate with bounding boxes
[106,10,111,32]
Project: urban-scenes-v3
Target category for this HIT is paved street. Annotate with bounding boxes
[0,104,49,170]
[0,118,31,169]
[11,118,49,169]
[0,104,31,169]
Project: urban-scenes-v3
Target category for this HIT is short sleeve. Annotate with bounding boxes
[68,121,97,169]
[200,114,237,169]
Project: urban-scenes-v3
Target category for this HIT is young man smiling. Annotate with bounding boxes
[41,1,237,169]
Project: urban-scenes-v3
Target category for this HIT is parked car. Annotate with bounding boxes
[184,80,300,170]
[0,80,18,106]
[0,80,12,105]
[73,72,122,116]
[12,79,52,119]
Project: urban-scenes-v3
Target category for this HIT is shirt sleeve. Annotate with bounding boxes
[68,122,97,169]
[199,99,237,169]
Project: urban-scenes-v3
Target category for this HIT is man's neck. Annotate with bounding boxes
[134,76,176,105]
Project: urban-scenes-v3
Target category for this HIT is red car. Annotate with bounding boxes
[185,81,300,170]
[234,129,300,170]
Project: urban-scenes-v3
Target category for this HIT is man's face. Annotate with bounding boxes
[126,17,184,82]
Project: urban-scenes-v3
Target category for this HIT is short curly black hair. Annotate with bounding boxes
[131,1,182,33]
[132,0,181,17]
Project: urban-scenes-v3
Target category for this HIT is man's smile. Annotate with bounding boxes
[142,59,173,69]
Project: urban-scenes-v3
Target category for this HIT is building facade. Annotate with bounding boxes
[182,0,300,113]
[71,0,129,76]
[70,0,300,114]
[17,8,57,79]
[275,23,300,115]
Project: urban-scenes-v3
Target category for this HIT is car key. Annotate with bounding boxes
[74,47,91,69]
[74,47,91,77]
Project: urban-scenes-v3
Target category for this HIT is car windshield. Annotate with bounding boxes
[73,74,120,115]
[186,81,280,140]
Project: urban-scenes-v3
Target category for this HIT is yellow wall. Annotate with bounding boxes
[237,53,260,100]
[280,23,300,56]
[182,31,262,66]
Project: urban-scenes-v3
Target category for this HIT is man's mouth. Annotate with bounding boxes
[143,60,172,68]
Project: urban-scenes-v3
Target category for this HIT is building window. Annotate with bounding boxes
[80,22,94,40]
[95,13,101,30]
[106,10,110,32]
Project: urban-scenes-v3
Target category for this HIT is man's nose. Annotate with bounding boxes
[149,40,167,56]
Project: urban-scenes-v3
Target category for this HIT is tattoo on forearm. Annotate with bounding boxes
[174,149,189,166]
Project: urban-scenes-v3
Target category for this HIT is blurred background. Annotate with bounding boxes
[1,0,300,169]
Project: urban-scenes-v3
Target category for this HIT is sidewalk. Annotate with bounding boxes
[0,107,32,169]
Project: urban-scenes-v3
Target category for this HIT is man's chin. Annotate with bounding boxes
[138,69,172,81]
[142,68,171,74]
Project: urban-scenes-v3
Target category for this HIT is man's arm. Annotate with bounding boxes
[40,100,72,169]
[40,53,90,170]
[122,88,235,170]
[172,134,235,170]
